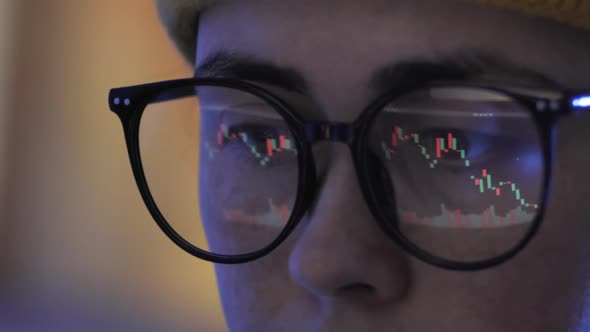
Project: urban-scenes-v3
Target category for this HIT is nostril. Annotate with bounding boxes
[337,283,375,294]
[334,283,391,307]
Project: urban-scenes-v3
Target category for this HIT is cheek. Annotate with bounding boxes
[476,115,590,330]
[198,155,299,255]
[464,110,590,320]
[408,241,589,332]
[544,115,590,250]
[213,242,305,331]
[405,119,590,330]
[215,264,271,332]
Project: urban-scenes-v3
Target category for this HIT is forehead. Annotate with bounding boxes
[196,0,590,118]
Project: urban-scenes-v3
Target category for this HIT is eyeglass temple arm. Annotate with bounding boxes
[109,80,590,117]
[109,78,199,113]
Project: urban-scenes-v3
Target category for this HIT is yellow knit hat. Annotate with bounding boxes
[155,0,590,65]
[469,0,590,29]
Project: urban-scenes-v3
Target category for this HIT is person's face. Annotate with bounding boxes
[194,0,590,331]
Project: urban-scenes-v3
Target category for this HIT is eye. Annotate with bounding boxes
[413,127,515,168]
[375,124,512,169]
[208,123,296,167]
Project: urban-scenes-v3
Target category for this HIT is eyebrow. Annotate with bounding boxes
[195,51,309,94]
[194,50,560,96]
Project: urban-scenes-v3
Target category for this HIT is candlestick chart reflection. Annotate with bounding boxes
[381,125,538,229]
[197,96,300,256]
[365,87,545,262]
[202,121,296,230]
[196,85,545,261]
[204,115,541,230]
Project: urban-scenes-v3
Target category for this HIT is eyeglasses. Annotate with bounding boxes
[108,77,590,271]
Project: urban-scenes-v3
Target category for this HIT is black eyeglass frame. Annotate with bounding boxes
[109,77,590,271]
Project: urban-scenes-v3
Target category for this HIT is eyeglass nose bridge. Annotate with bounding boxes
[303,122,354,144]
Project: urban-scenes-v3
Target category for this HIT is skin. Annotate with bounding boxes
[193,0,590,331]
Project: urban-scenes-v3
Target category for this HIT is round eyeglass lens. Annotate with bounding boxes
[139,84,299,256]
[367,86,545,263]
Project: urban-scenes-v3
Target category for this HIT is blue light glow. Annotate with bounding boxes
[572,95,590,108]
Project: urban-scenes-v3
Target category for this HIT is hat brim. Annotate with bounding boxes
[156,0,590,66]
[156,0,219,65]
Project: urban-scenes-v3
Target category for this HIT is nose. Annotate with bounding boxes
[288,142,412,306]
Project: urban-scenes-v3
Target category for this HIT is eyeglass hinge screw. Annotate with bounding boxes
[113,97,131,106]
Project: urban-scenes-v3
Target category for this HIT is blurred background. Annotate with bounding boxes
[0,1,227,331]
